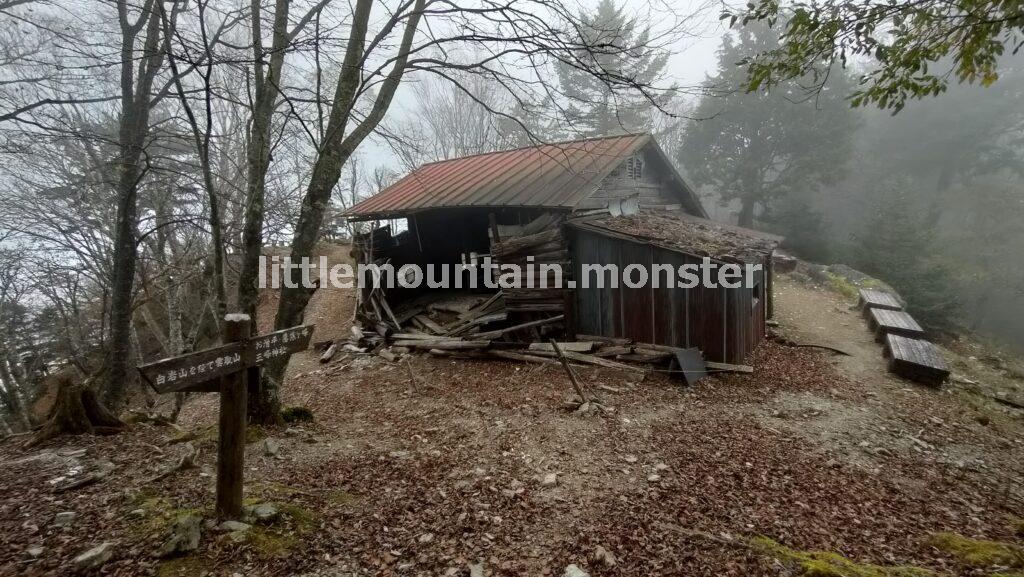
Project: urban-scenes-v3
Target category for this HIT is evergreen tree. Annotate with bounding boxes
[678,22,859,228]
[556,0,675,136]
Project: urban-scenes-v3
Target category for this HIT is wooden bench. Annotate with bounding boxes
[868,308,925,341]
[858,288,902,317]
[883,334,949,386]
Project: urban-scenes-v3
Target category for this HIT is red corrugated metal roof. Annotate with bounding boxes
[345,133,651,219]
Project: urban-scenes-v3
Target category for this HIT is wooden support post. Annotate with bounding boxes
[217,314,250,520]
[550,338,588,402]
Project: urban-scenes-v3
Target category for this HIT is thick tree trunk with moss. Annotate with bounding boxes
[28,376,126,448]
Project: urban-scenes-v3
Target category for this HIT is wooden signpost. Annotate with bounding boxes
[137,314,314,519]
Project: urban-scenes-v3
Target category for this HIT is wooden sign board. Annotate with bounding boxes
[138,342,246,394]
[138,325,314,394]
[136,317,315,520]
[250,324,314,365]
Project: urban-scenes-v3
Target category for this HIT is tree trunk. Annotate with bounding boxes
[103,1,168,410]
[236,0,293,322]
[0,345,31,431]
[260,0,424,408]
[737,196,756,228]
[129,320,155,408]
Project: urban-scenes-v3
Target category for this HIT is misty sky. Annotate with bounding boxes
[359,0,726,175]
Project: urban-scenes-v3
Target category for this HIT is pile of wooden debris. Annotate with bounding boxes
[317,290,748,384]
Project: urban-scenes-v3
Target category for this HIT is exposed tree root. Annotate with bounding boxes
[24,376,126,449]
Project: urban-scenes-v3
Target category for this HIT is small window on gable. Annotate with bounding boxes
[626,156,644,180]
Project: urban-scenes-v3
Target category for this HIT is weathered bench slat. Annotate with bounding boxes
[858,288,902,311]
[884,334,949,386]
[869,308,925,341]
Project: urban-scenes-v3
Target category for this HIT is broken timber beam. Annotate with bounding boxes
[475,314,564,340]
[392,339,491,350]
[705,361,754,374]
[528,341,595,353]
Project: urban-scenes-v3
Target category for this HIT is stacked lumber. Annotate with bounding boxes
[491,216,570,315]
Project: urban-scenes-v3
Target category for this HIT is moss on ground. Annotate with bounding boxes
[927,532,1024,569]
[156,556,208,577]
[226,500,320,560]
[281,406,314,423]
[326,489,358,506]
[750,536,938,577]
[1010,516,1024,538]
[125,489,203,538]
[825,272,862,301]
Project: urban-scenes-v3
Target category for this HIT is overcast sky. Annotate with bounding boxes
[359,0,727,177]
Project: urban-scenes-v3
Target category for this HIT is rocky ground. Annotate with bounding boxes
[1,270,1023,577]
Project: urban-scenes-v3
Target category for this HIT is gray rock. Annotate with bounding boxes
[218,520,251,533]
[53,511,76,527]
[591,545,617,567]
[74,542,114,569]
[249,503,279,522]
[157,515,202,557]
[469,562,485,577]
[417,532,434,544]
[563,564,590,577]
[26,546,44,558]
[540,473,558,487]
[227,530,249,543]
[647,474,661,482]
[261,438,280,457]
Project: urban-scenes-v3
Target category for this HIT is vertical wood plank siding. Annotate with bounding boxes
[571,229,768,364]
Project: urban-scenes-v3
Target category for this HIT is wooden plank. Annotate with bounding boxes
[489,350,565,366]
[528,341,595,353]
[617,351,672,363]
[524,349,646,373]
[869,308,925,340]
[392,339,491,350]
[575,334,631,346]
[705,361,754,373]
[475,314,564,339]
[858,288,902,311]
[447,312,507,336]
[884,334,949,386]
[412,314,446,335]
[591,345,632,357]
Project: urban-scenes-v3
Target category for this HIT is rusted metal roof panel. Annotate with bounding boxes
[345,134,650,218]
